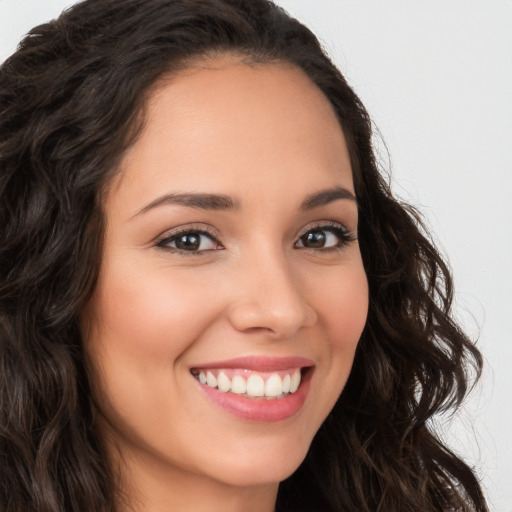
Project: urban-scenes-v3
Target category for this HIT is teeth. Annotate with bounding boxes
[217,372,231,393]
[247,375,265,397]
[265,374,283,397]
[290,369,301,393]
[231,375,247,394]
[206,371,217,388]
[195,368,303,398]
[282,374,291,393]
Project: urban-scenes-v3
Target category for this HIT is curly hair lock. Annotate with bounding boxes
[0,1,487,511]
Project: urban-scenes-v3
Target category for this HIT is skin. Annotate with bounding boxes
[83,56,369,512]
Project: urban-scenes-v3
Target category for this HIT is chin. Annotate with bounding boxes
[201,437,311,488]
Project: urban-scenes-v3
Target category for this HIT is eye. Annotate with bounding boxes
[295,223,355,250]
[156,229,222,253]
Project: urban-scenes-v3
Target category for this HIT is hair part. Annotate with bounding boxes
[0,1,487,511]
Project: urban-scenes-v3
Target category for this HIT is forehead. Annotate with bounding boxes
[109,59,353,212]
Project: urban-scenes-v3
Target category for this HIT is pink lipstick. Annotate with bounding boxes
[191,356,314,422]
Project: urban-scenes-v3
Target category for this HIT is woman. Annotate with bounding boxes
[0,0,488,511]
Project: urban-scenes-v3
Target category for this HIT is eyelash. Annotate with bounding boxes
[155,226,221,255]
[296,221,356,252]
[155,222,356,256]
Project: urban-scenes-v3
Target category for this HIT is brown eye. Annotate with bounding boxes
[157,230,220,252]
[300,230,327,248]
[174,233,202,250]
[295,224,354,250]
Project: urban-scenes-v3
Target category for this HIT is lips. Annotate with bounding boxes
[190,356,314,422]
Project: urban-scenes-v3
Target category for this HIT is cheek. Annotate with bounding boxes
[89,261,223,362]
[82,260,226,447]
[308,259,368,400]
[314,260,368,348]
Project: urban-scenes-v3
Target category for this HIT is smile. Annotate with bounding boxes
[191,368,302,399]
[190,357,314,422]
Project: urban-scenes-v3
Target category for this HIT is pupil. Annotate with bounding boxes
[304,230,325,248]
[176,233,200,250]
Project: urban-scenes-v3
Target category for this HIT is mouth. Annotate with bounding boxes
[190,367,306,399]
[189,356,314,422]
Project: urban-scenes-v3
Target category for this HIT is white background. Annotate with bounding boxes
[1,1,511,510]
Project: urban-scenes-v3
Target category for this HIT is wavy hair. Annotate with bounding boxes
[0,0,487,511]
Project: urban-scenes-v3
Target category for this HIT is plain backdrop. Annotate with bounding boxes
[1,1,511,510]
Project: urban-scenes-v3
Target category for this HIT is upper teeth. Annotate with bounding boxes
[195,368,302,399]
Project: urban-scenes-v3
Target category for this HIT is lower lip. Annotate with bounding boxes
[194,369,313,422]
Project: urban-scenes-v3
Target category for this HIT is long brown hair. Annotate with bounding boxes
[0,1,487,510]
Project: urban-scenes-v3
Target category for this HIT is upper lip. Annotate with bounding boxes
[190,356,314,372]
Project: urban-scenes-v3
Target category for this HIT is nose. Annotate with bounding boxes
[227,253,317,339]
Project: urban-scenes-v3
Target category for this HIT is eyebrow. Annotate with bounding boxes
[132,186,356,218]
[132,193,239,217]
[300,187,357,210]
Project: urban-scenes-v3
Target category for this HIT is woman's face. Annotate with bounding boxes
[84,59,368,494]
